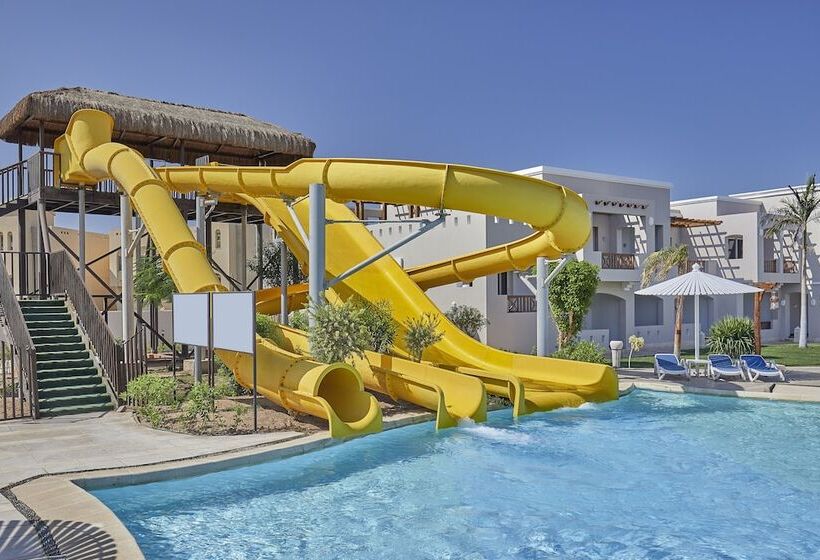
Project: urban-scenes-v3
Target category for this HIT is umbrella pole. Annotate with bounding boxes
[694,294,700,360]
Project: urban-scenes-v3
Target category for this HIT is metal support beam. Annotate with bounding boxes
[193,195,206,383]
[280,237,289,325]
[308,183,326,333]
[18,209,27,295]
[256,224,264,291]
[78,188,86,281]
[286,201,310,247]
[120,194,134,340]
[536,257,549,357]
[238,206,248,289]
[325,212,446,290]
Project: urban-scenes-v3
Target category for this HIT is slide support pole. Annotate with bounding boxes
[120,194,134,340]
[536,257,548,357]
[308,183,326,334]
[193,195,205,383]
[280,238,289,325]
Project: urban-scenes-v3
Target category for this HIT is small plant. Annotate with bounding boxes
[182,382,222,425]
[405,313,444,362]
[230,403,248,430]
[256,313,286,348]
[355,298,397,353]
[289,309,309,331]
[628,335,645,368]
[551,340,607,364]
[707,316,755,358]
[120,374,177,428]
[444,304,488,340]
[308,299,370,363]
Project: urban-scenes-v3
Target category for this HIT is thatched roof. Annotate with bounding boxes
[0,87,316,166]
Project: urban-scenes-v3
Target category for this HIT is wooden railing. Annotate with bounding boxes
[49,251,146,399]
[507,295,537,313]
[0,258,38,419]
[0,251,49,297]
[602,253,637,270]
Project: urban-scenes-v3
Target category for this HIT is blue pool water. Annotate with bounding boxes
[93,391,820,559]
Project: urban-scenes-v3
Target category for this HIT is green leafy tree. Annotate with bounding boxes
[641,244,689,356]
[405,313,444,362]
[764,174,819,348]
[354,298,398,354]
[444,303,488,340]
[548,260,600,349]
[249,239,307,287]
[134,254,174,350]
[308,299,370,364]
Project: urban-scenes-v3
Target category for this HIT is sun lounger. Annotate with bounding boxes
[739,354,785,382]
[707,354,745,381]
[654,353,689,380]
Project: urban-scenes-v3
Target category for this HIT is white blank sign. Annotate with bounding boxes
[212,292,255,354]
[172,293,209,346]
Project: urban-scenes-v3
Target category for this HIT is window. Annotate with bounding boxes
[214,229,222,249]
[7,232,12,251]
[727,235,743,259]
[466,215,471,225]
[654,225,664,250]
[0,235,4,250]
[454,216,459,227]
[592,226,599,251]
[497,272,509,295]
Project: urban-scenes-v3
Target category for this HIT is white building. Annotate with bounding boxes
[367,166,817,354]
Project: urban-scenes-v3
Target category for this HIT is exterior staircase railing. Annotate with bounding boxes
[0,257,38,419]
[49,251,146,399]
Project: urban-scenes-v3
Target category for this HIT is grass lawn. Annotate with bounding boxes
[624,342,820,368]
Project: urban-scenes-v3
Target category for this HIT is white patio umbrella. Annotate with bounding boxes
[634,264,761,359]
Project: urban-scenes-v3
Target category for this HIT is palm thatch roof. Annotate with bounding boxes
[0,87,316,166]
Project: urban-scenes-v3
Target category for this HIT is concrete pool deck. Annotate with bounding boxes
[2,371,819,559]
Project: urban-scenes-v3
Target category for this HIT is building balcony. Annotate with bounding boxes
[601,252,637,270]
[764,259,777,273]
[507,295,536,313]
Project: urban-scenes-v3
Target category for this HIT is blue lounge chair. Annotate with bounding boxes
[654,353,689,380]
[739,354,785,382]
[707,354,745,381]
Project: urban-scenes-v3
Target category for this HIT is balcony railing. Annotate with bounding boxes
[602,253,636,270]
[507,295,536,313]
[763,259,777,273]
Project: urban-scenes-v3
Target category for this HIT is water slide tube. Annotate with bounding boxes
[253,283,486,428]
[54,110,382,438]
[155,160,619,411]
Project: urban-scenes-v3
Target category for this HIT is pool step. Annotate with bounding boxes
[18,299,115,418]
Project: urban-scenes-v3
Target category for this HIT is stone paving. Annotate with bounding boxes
[0,410,302,520]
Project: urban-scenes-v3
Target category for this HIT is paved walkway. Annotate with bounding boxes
[0,411,302,520]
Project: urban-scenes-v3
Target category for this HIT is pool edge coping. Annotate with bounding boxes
[4,410,437,560]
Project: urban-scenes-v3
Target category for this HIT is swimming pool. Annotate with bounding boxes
[93,391,820,559]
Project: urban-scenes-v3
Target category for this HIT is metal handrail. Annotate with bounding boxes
[0,257,38,418]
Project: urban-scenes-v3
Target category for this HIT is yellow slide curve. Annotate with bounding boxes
[155,158,618,415]
[55,110,382,438]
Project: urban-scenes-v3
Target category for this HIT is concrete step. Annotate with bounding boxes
[38,383,107,400]
[39,393,111,410]
[38,374,102,389]
[36,350,90,361]
[38,366,99,380]
[36,342,87,354]
[29,327,77,337]
[19,300,65,308]
[38,358,94,371]
[21,312,71,321]
[39,402,113,417]
[30,334,82,345]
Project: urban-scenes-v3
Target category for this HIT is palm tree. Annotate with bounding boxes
[641,244,689,356]
[764,174,819,348]
[134,253,174,351]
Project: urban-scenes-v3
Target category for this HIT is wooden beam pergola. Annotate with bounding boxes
[671,216,723,228]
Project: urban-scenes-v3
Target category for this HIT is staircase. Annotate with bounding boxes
[20,299,114,417]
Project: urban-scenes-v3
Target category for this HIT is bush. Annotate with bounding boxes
[444,304,487,340]
[405,313,444,362]
[182,382,222,424]
[121,374,177,406]
[707,316,755,358]
[551,340,607,364]
[289,309,309,331]
[255,313,276,338]
[308,299,370,363]
[355,298,397,353]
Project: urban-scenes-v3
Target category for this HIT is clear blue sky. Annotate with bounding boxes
[1,0,818,231]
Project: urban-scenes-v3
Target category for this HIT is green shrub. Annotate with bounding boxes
[308,299,370,363]
[289,309,309,331]
[255,313,276,338]
[707,316,755,358]
[182,382,222,424]
[355,298,397,353]
[551,340,607,364]
[405,313,444,362]
[121,374,177,406]
[444,304,488,340]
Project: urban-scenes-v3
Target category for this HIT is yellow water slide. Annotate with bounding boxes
[54,109,382,438]
[156,159,618,413]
